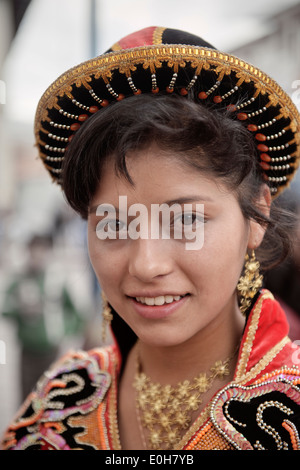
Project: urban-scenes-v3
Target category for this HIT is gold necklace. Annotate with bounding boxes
[133,351,234,450]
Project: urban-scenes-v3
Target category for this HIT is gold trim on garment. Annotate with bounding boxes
[235,336,290,385]
[107,351,122,450]
[234,290,289,383]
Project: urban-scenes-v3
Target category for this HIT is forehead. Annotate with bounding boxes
[90,146,233,207]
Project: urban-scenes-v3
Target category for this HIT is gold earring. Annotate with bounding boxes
[237,250,263,315]
[101,292,113,343]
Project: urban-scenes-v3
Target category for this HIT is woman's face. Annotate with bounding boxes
[87,146,261,347]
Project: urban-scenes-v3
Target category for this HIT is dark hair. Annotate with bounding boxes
[62,93,295,271]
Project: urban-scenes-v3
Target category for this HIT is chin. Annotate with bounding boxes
[136,327,193,349]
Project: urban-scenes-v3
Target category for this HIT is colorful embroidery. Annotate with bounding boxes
[1,349,111,450]
[210,371,300,450]
[1,291,300,450]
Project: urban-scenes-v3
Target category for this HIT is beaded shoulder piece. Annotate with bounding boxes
[1,348,115,450]
[209,367,300,450]
[180,291,300,451]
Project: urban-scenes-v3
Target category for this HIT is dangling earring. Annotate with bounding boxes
[101,291,113,343]
[237,250,263,315]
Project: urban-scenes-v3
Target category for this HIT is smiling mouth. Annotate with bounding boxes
[134,294,189,306]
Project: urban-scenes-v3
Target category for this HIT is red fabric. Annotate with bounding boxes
[117,26,157,50]
[248,295,289,373]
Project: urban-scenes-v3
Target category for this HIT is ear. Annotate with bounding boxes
[247,184,271,250]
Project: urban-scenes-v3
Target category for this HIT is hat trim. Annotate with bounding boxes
[34,44,300,193]
[35,44,300,129]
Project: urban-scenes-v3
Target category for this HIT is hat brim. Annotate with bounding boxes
[35,43,300,197]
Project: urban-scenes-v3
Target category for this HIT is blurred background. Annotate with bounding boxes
[1,0,300,434]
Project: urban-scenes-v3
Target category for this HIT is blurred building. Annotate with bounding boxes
[231,2,300,104]
[0,0,31,67]
[0,0,94,433]
[232,2,300,196]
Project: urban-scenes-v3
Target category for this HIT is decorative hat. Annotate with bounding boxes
[35,26,300,197]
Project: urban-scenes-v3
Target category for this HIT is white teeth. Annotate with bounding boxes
[135,295,183,305]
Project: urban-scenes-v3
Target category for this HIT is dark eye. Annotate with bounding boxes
[106,219,125,232]
[96,218,127,239]
[174,212,204,227]
[181,213,197,225]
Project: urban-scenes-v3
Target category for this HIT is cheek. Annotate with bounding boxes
[186,217,248,290]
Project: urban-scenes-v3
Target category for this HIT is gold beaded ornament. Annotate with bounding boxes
[237,250,263,315]
[34,27,300,198]
[133,350,234,450]
[101,292,113,343]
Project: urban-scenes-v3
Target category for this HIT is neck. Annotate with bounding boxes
[135,300,244,385]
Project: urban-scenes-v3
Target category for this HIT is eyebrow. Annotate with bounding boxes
[164,196,214,205]
[88,195,214,214]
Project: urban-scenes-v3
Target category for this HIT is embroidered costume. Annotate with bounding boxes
[2,290,300,450]
[2,26,300,451]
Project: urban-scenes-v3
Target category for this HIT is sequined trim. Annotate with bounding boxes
[282,419,300,450]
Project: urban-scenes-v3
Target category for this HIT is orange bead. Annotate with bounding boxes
[247,124,258,132]
[134,89,142,95]
[260,153,271,162]
[255,133,266,141]
[166,87,174,93]
[213,95,222,103]
[116,94,125,101]
[151,87,159,94]
[198,91,208,100]
[70,123,81,131]
[100,99,109,107]
[180,88,188,96]
[237,112,248,121]
[227,104,237,112]
[257,143,269,152]
[78,114,88,121]
[261,162,270,172]
[89,106,99,113]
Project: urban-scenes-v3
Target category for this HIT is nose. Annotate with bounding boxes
[128,238,174,282]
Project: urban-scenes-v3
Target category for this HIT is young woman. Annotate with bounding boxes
[2,26,300,451]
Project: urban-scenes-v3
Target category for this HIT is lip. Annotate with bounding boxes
[129,294,190,320]
[127,291,187,298]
